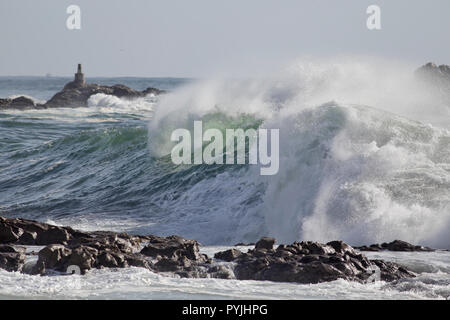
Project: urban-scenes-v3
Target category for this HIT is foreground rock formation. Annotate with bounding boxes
[1,216,418,284]
[0,64,165,110]
[215,238,414,283]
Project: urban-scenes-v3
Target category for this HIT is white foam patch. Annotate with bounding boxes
[87,93,156,114]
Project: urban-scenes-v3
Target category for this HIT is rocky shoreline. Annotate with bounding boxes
[0,216,431,284]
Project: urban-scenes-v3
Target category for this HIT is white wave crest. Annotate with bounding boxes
[88,93,156,114]
[146,57,450,248]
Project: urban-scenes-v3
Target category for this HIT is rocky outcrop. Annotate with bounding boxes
[0,81,165,110]
[214,248,243,262]
[0,245,26,272]
[214,240,415,284]
[0,216,417,284]
[0,96,38,110]
[355,240,435,252]
[42,82,165,109]
[255,237,276,250]
[0,216,214,277]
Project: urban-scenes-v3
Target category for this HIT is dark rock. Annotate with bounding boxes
[232,238,415,284]
[36,227,71,245]
[141,235,205,262]
[255,237,276,250]
[356,240,435,252]
[0,245,26,272]
[96,252,120,268]
[370,259,416,282]
[17,231,37,245]
[12,218,48,234]
[0,244,26,254]
[43,82,164,109]
[327,240,357,255]
[207,265,234,279]
[214,248,243,262]
[123,253,150,269]
[66,246,98,273]
[0,96,35,110]
[141,87,165,96]
[35,244,72,271]
[0,224,23,243]
[298,241,335,255]
[154,258,180,272]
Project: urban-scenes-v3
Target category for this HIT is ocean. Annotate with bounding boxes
[0,59,449,299]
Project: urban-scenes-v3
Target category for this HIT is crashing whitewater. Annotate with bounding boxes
[148,58,450,248]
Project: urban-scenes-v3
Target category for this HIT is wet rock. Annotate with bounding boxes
[96,252,121,268]
[66,246,98,273]
[255,237,276,250]
[327,240,357,255]
[0,224,23,243]
[214,248,243,262]
[0,96,35,110]
[154,258,180,272]
[141,235,210,276]
[43,83,164,109]
[36,227,71,245]
[232,237,415,284]
[141,235,205,262]
[207,265,234,279]
[123,253,150,269]
[141,87,165,96]
[370,259,416,282]
[34,244,72,272]
[17,231,37,245]
[0,245,26,272]
[356,240,435,252]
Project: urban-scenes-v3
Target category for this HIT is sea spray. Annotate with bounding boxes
[147,58,450,247]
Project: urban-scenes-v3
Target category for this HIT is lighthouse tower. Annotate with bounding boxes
[74,64,85,86]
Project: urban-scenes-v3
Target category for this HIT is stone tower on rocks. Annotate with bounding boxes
[74,64,85,86]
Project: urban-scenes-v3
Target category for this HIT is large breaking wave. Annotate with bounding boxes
[147,58,450,248]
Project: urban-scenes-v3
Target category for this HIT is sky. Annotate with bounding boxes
[0,0,449,77]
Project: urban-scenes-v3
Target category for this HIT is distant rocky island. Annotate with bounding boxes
[0,64,165,110]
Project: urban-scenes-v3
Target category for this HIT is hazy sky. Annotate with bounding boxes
[0,0,449,77]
